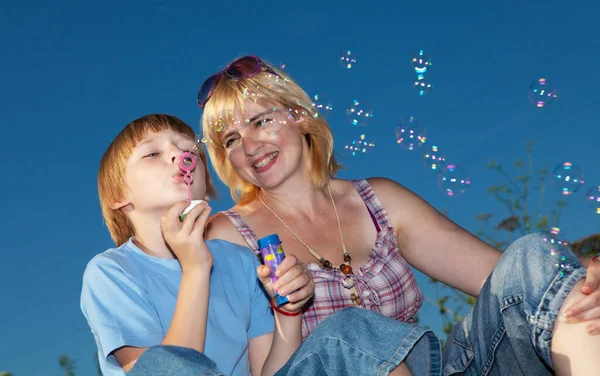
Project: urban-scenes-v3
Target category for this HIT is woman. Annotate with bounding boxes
[200,55,600,375]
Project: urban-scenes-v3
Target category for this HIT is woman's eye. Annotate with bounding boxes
[256,118,274,127]
[224,138,236,148]
[143,152,160,158]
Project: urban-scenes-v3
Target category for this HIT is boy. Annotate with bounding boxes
[81,114,314,375]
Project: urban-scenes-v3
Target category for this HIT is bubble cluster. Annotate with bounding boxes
[551,162,585,195]
[411,50,432,73]
[423,145,446,171]
[340,50,357,69]
[413,76,434,96]
[312,94,333,118]
[437,164,470,197]
[395,117,426,150]
[528,78,558,107]
[344,134,375,156]
[584,186,600,215]
[346,100,373,127]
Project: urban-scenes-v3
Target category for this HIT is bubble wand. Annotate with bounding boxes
[178,151,204,221]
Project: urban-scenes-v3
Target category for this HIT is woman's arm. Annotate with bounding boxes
[369,177,502,297]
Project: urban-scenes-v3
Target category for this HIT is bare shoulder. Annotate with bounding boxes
[366,177,415,201]
[365,177,429,225]
[205,211,247,247]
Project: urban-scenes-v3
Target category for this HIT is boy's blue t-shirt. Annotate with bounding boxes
[80,238,274,376]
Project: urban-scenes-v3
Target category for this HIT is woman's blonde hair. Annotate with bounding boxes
[201,57,341,204]
[98,114,216,246]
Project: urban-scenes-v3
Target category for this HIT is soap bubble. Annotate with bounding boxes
[312,94,333,118]
[411,50,432,73]
[339,50,357,69]
[395,116,426,150]
[344,134,375,157]
[423,145,446,171]
[346,100,373,127]
[551,162,585,195]
[528,78,558,107]
[542,227,571,277]
[438,164,471,196]
[584,186,600,215]
[413,76,434,96]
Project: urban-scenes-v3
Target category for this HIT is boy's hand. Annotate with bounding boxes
[161,200,213,273]
[257,254,314,313]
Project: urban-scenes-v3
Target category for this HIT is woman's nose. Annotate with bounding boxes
[242,136,263,156]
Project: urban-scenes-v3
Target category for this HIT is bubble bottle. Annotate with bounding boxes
[178,151,204,221]
[257,234,289,306]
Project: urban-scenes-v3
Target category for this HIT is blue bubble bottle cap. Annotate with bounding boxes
[273,293,290,306]
[257,234,281,250]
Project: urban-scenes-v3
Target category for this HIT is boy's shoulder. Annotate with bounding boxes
[205,238,259,265]
[82,241,151,284]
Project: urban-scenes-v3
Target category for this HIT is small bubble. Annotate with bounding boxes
[411,50,432,73]
[395,116,426,150]
[584,185,600,215]
[344,134,375,157]
[345,100,373,127]
[528,78,558,108]
[423,145,446,171]
[312,94,333,118]
[413,76,434,96]
[339,50,357,69]
[437,164,471,197]
[551,162,585,196]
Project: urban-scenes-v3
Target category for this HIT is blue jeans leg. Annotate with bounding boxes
[275,307,442,376]
[442,233,586,375]
[129,345,224,376]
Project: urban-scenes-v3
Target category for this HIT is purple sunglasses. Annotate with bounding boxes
[197,55,278,109]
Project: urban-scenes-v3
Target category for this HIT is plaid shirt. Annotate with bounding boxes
[222,180,423,339]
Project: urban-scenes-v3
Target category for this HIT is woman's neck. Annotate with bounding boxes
[258,178,334,219]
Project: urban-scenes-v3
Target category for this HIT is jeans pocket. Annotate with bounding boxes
[442,321,474,375]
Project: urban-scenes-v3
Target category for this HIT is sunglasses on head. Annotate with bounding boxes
[197,55,278,109]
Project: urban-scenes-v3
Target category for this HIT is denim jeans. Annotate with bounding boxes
[130,307,441,375]
[443,233,586,375]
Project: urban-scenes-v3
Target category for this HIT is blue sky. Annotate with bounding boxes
[1,0,599,374]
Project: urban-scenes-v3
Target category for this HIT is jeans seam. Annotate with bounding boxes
[532,266,586,369]
[480,324,506,376]
[377,326,425,375]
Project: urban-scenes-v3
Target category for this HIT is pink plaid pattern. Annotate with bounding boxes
[222,180,423,339]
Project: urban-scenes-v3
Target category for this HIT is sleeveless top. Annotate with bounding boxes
[221,179,423,339]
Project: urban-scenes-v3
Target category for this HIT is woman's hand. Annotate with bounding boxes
[257,254,314,313]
